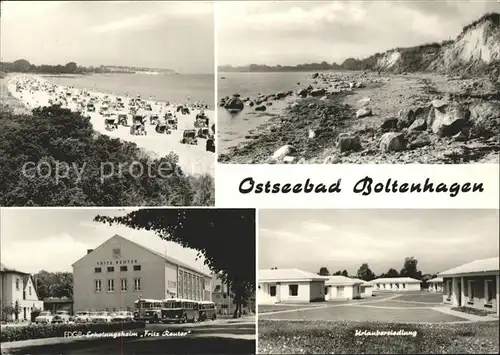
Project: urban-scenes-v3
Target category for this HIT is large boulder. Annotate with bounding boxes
[468,101,500,137]
[336,133,362,153]
[356,107,372,119]
[224,96,244,111]
[380,132,407,152]
[296,88,308,98]
[430,101,469,137]
[276,92,287,99]
[408,117,427,131]
[380,117,399,131]
[407,131,431,149]
[397,108,416,129]
[272,145,296,161]
[255,105,266,112]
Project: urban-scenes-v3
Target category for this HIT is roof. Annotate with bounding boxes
[0,263,29,275]
[259,268,329,282]
[369,277,422,284]
[438,257,499,277]
[350,278,373,286]
[326,276,364,286]
[427,277,443,283]
[72,234,212,278]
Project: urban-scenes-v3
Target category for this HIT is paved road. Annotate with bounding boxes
[3,318,256,355]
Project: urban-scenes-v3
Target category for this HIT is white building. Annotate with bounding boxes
[0,263,43,321]
[72,234,212,312]
[354,278,374,298]
[427,277,444,292]
[258,268,327,304]
[370,277,422,291]
[325,276,363,300]
[439,257,499,316]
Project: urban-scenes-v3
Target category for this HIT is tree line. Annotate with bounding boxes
[315,257,438,283]
[1,59,123,75]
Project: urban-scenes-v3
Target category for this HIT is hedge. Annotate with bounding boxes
[1,321,146,343]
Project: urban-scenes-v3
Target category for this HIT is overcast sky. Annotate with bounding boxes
[259,209,499,276]
[0,208,210,275]
[0,1,214,73]
[217,0,499,66]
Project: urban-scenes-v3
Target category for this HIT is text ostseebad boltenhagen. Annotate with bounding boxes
[238,177,484,197]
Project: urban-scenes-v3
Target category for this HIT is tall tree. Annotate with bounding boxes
[386,268,399,278]
[400,257,422,279]
[333,270,342,276]
[356,263,376,281]
[318,267,330,276]
[33,271,73,298]
[95,209,255,318]
[341,270,348,277]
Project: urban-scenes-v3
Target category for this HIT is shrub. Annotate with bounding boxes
[0,321,146,343]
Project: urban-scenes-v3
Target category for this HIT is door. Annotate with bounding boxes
[338,286,344,297]
[269,285,277,303]
[23,307,27,320]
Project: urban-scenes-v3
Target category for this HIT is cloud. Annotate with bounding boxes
[91,1,213,33]
[302,221,332,232]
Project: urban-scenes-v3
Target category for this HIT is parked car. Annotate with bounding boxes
[111,311,134,323]
[92,311,112,323]
[73,311,93,324]
[52,310,71,324]
[34,311,54,324]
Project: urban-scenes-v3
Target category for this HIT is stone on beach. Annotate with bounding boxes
[271,145,296,161]
[356,107,372,119]
[430,101,469,137]
[358,97,371,107]
[336,133,362,153]
[282,156,296,164]
[310,88,326,97]
[224,96,244,111]
[323,155,342,164]
[308,130,316,139]
[255,105,266,111]
[380,132,407,152]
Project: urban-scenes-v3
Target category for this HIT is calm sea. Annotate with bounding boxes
[217,72,318,153]
[44,73,215,107]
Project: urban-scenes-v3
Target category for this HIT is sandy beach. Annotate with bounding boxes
[6,74,215,176]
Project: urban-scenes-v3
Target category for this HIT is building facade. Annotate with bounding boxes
[0,263,43,321]
[439,257,499,316]
[369,277,422,291]
[325,276,363,300]
[427,277,444,292]
[258,269,327,304]
[72,235,212,312]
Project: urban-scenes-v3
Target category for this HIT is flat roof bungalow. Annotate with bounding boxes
[370,277,422,292]
[427,277,444,292]
[258,268,328,304]
[438,257,499,316]
[325,276,364,300]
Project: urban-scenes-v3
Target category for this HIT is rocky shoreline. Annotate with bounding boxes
[218,71,499,164]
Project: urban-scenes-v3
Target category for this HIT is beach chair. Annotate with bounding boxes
[180,130,198,145]
[105,116,118,131]
[206,137,215,153]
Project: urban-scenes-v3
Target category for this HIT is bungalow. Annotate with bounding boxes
[427,277,444,292]
[258,268,328,304]
[369,277,422,291]
[438,257,499,316]
[325,276,365,300]
[355,278,374,298]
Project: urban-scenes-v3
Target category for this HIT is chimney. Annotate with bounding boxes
[87,249,94,255]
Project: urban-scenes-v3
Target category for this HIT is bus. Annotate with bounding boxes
[160,298,199,323]
[198,301,217,321]
[133,299,162,323]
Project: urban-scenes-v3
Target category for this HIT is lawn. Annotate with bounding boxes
[258,320,500,354]
[393,293,443,303]
[259,305,467,323]
[259,304,327,314]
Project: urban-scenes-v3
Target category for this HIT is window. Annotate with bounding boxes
[485,280,494,304]
[16,279,20,291]
[94,267,102,273]
[133,265,141,271]
[95,280,102,292]
[133,278,141,291]
[270,285,276,297]
[121,278,127,292]
[120,266,127,272]
[107,279,114,292]
[289,284,298,296]
[29,286,32,296]
[107,266,114,272]
[402,284,406,289]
